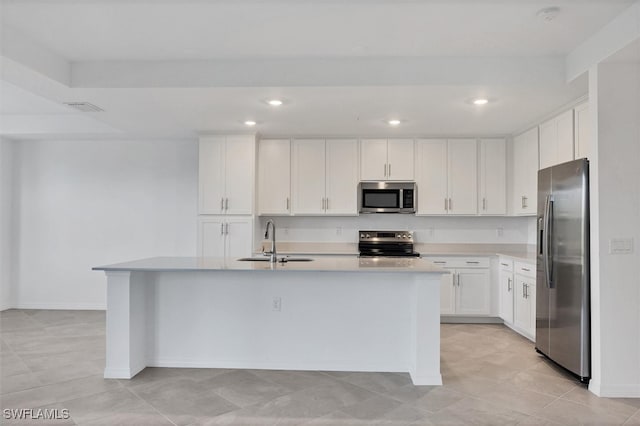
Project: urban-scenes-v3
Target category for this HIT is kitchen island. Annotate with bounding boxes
[93,256,447,385]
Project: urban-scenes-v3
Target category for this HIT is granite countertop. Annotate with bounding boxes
[93,256,448,273]
[261,242,536,262]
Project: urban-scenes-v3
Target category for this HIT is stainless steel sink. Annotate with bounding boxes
[237,257,314,263]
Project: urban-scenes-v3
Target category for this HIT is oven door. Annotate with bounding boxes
[360,188,401,213]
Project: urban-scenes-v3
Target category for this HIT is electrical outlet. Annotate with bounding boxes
[272,297,282,312]
[496,227,504,237]
[282,227,289,235]
[336,227,342,236]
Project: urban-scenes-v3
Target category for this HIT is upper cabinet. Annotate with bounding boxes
[478,139,506,215]
[512,127,539,215]
[539,109,574,169]
[258,139,291,215]
[360,139,414,181]
[199,135,255,215]
[574,101,591,160]
[291,139,359,215]
[415,139,477,215]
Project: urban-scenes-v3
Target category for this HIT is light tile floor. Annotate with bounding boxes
[1,309,639,425]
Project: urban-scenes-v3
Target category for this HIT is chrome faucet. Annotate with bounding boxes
[264,220,277,263]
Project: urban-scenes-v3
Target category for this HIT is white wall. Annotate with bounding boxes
[259,215,535,246]
[0,138,15,310]
[13,139,198,309]
[589,61,640,397]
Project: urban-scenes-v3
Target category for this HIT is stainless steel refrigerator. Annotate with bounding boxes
[536,158,590,383]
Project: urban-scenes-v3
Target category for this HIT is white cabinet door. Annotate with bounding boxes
[440,271,456,315]
[259,140,291,215]
[360,139,388,181]
[415,139,448,215]
[292,139,326,215]
[573,102,591,160]
[514,275,535,336]
[499,269,514,324]
[556,109,574,165]
[539,110,574,169]
[198,217,226,257]
[225,136,255,215]
[539,119,557,170]
[199,137,225,214]
[456,269,491,315]
[574,102,590,160]
[512,127,538,215]
[387,139,414,181]
[225,217,253,259]
[447,139,478,215]
[326,139,359,215]
[479,139,506,215]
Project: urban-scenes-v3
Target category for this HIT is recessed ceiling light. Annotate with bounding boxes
[244,120,257,126]
[388,119,401,126]
[473,99,489,106]
[267,99,283,106]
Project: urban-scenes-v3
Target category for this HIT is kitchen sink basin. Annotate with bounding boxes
[237,257,314,262]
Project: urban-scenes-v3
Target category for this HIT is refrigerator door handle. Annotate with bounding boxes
[543,195,554,289]
[543,195,551,288]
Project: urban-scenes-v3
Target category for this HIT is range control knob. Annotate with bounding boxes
[365,233,371,238]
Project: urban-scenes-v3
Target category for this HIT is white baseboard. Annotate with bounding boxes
[589,380,640,397]
[13,302,106,310]
[147,358,407,374]
[440,316,503,324]
[409,372,443,386]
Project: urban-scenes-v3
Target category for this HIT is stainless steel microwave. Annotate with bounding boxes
[359,182,416,214]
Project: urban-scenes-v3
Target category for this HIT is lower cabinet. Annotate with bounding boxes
[429,257,491,316]
[197,216,253,259]
[499,256,536,341]
[498,259,515,323]
[514,273,536,340]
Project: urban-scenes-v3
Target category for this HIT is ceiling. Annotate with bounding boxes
[0,0,635,140]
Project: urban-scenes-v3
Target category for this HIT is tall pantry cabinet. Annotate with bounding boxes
[198,135,256,259]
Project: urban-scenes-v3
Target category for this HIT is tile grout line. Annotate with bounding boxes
[125,385,179,426]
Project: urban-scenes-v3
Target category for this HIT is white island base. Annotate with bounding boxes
[95,257,446,386]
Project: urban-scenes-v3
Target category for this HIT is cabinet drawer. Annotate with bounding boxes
[499,258,514,272]
[515,261,535,278]
[426,257,489,268]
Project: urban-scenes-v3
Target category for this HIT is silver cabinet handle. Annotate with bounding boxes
[483,198,486,210]
[507,277,512,291]
[522,196,528,209]
[388,163,391,177]
[225,198,229,211]
[433,261,446,264]
[286,197,290,211]
[225,223,229,235]
[221,197,224,212]
[501,263,509,267]
[220,223,224,235]
[457,274,461,287]
[384,163,387,177]
[466,261,480,264]
[326,197,329,210]
[521,267,530,272]
[444,198,448,211]
[449,198,452,211]
[524,283,529,299]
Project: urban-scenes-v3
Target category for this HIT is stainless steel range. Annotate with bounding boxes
[358,230,420,257]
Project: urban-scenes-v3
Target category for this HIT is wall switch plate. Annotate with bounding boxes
[272,297,282,312]
[609,238,634,254]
